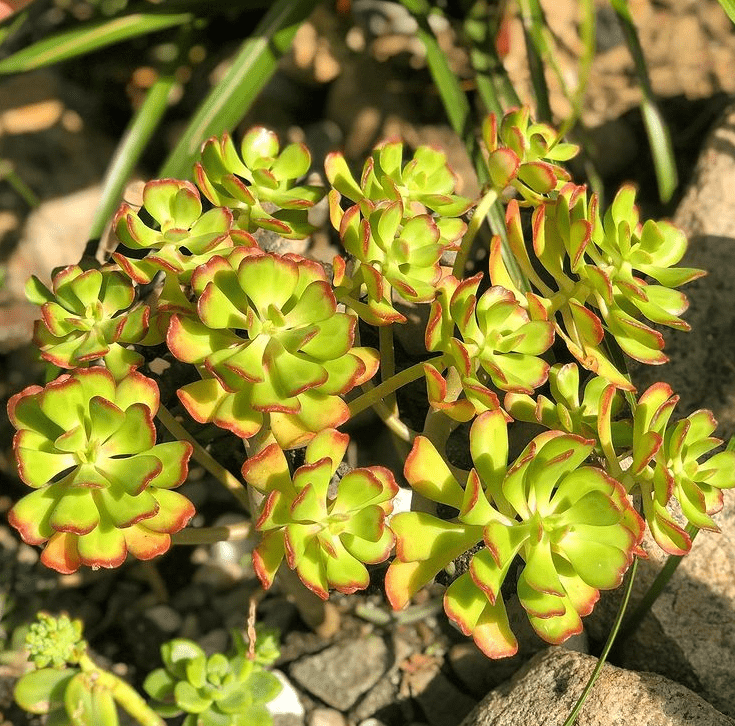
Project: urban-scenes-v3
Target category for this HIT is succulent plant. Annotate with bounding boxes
[113,178,238,285]
[331,200,459,324]
[424,274,554,420]
[15,612,166,726]
[489,182,704,387]
[144,636,281,726]
[195,127,324,239]
[241,428,397,599]
[8,367,194,573]
[386,409,644,657]
[168,246,378,449]
[26,265,149,379]
[597,382,735,555]
[505,363,630,445]
[481,107,578,203]
[326,139,472,217]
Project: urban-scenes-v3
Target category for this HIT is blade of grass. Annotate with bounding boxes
[0,10,193,74]
[556,0,595,138]
[518,0,552,122]
[610,0,677,202]
[398,0,528,291]
[464,0,521,116]
[716,0,735,25]
[88,24,194,241]
[398,0,479,163]
[158,0,318,179]
[88,74,177,241]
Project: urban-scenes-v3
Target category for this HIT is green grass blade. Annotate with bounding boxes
[89,73,178,241]
[0,10,193,74]
[610,0,677,202]
[464,0,520,116]
[518,0,551,122]
[158,0,318,180]
[398,0,480,162]
[716,0,735,24]
[398,0,528,292]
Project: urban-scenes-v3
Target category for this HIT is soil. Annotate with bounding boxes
[0,1,734,725]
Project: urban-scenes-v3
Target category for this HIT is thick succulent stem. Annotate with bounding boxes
[378,323,398,413]
[77,653,165,726]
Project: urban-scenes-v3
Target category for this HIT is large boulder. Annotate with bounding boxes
[460,647,735,726]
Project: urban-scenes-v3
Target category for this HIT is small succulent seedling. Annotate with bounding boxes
[15,612,165,726]
[144,631,281,726]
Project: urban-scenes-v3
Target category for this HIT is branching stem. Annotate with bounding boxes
[349,358,440,418]
[156,404,250,513]
[78,653,165,726]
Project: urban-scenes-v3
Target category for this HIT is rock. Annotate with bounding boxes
[459,647,735,726]
[270,670,306,726]
[289,636,391,710]
[143,604,182,634]
[608,494,735,717]
[412,669,476,726]
[4,185,101,298]
[307,707,347,726]
[350,673,402,724]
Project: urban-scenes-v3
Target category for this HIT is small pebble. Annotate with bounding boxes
[308,707,347,726]
[144,604,182,634]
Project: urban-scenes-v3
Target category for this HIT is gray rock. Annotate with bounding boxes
[460,647,735,726]
[143,604,182,634]
[412,669,476,726]
[290,637,391,710]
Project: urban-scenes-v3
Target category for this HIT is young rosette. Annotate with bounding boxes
[598,381,735,554]
[333,200,455,324]
[424,274,554,419]
[662,410,735,532]
[481,107,577,203]
[144,636,281,726]
[8,368,194,573]
[241,429,398,599]
[505,363,630,446]
[113,178,236,284]
[168,247,378,449]
[26,265,149,379]
[583,185,705,365]
[386,409,643,658]
[195,128,324,239]
[325,139,472,217]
